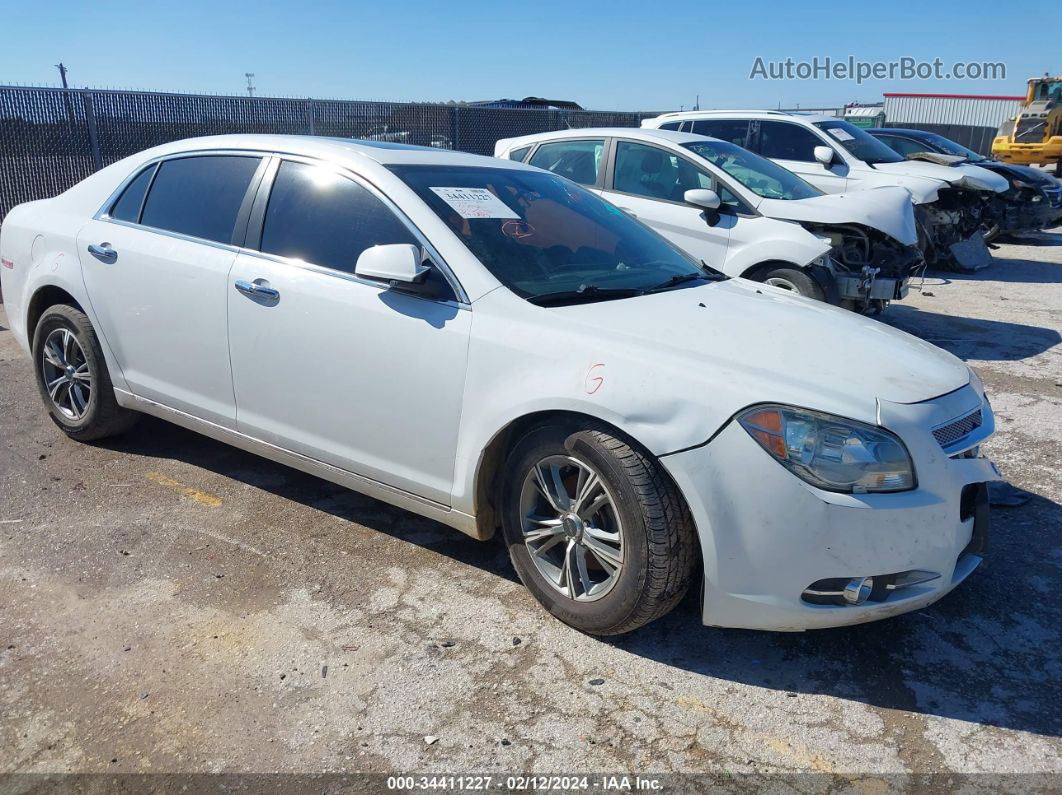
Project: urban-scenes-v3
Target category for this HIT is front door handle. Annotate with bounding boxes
[87,243,117,263]
[234,279,280,300]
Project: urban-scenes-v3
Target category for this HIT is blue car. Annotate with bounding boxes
[869,128,1062,238]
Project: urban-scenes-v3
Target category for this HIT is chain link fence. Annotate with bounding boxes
[0,86,653,220]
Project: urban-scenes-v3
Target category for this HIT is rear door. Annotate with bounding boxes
[751,120,849,194]
[227,157,470,504]
[77,153,264,427]
[601,139,737,269]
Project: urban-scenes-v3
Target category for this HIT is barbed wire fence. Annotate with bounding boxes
[0,85,655,220]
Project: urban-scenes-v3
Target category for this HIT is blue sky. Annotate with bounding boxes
[1,0,1055,110]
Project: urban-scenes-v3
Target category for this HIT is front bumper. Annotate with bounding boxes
[835,273,909,302]
[661,384,1001,631]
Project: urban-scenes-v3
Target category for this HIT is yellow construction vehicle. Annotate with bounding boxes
[992,76,1062,177]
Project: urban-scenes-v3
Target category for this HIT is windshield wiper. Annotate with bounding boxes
[527,284,646,307]
[647,265,727,293]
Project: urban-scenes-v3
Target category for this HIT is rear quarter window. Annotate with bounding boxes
[109,164,156,223]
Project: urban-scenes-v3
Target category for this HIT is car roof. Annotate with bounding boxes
[646,110,838,123]
[504,127,711,147]
[131,134,532,169]
[865,128,934,138]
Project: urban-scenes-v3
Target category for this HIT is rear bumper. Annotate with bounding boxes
[661,384,1002,631]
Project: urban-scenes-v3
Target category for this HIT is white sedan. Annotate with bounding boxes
[495,127,922,312]
[0,135,1000,633]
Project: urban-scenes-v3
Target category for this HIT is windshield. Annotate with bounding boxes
[813,120,904,165]
[390,165,717,302]
[682,139,821,200]
[916,133,985,162]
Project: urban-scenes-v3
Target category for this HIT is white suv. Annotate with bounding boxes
[496,127,921,311]
[642,111,1009,270]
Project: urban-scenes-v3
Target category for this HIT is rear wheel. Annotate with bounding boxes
[32,304,139,441]
[500,421,697,635]
[759,266,826,302]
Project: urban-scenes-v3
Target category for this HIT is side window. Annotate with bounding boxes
[259,160,418,275]
[690,119,750,147]
[109,164,156,222]
[508,145,532,162]
[140,155,260,243]
[527,140,604,186]
[657,121,682,131]
[877,136,926,156]
[613,141,711,202]
[755,121,826,163]
[716,183,746,212]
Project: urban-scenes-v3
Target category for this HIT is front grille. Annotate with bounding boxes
[1015,117,1045,143]
[933,408,983,449]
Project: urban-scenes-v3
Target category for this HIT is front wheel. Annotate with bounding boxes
[759,266,826,302]
[500,422,697,635]
[32,304,139,441]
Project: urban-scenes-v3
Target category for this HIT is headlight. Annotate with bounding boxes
[737,404,915,493]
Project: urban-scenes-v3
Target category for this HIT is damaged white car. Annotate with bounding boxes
[496,128,922,311]
[642,111,1009,271]
[0,135,1000,634]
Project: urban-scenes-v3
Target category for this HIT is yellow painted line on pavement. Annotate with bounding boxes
[146,472,223,508]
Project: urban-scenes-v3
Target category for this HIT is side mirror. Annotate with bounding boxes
[684,188,721,210]
[355,244,429,285]
[814,146,835,166]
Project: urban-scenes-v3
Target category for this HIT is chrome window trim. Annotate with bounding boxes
[94,149,265,223]
[92,147,470,307]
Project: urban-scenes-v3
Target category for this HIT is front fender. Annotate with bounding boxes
[726,222,829,278]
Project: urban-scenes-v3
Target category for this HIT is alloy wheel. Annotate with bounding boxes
[765,276,799,292]
[41,328,92,421]
[518,455,624,602]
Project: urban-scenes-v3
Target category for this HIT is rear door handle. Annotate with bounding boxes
[87,243,117,263]
[234,279,280,300]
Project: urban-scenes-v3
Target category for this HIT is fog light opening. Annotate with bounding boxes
[843,576,874,605]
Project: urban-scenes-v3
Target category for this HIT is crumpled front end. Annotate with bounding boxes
[799,222,924,313]
[915,188,995,272]
[985,181,1062,234]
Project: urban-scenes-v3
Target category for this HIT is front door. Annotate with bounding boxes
[602,140,734,269]
[226,159,470,504]
[753,120,849,194]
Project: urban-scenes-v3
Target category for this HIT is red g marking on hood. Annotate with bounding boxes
[585,363,605,395]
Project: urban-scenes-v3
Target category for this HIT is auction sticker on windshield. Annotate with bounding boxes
[430,187,520,219]
[825,127,855,141]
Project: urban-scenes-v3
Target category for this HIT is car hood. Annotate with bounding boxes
[756,186,917,245]
[558,279,970,416]
[871,160,1009,193]
[974,160,1059,187]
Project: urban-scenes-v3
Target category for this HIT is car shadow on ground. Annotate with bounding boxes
[881,302,1060,361]
[97,416,521,585]
[607,490,1062,740]
[98,416,1062,740]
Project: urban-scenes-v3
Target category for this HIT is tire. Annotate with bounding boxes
[31,304,139,441]
[500,421,697,635]
[759,265,826,302]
